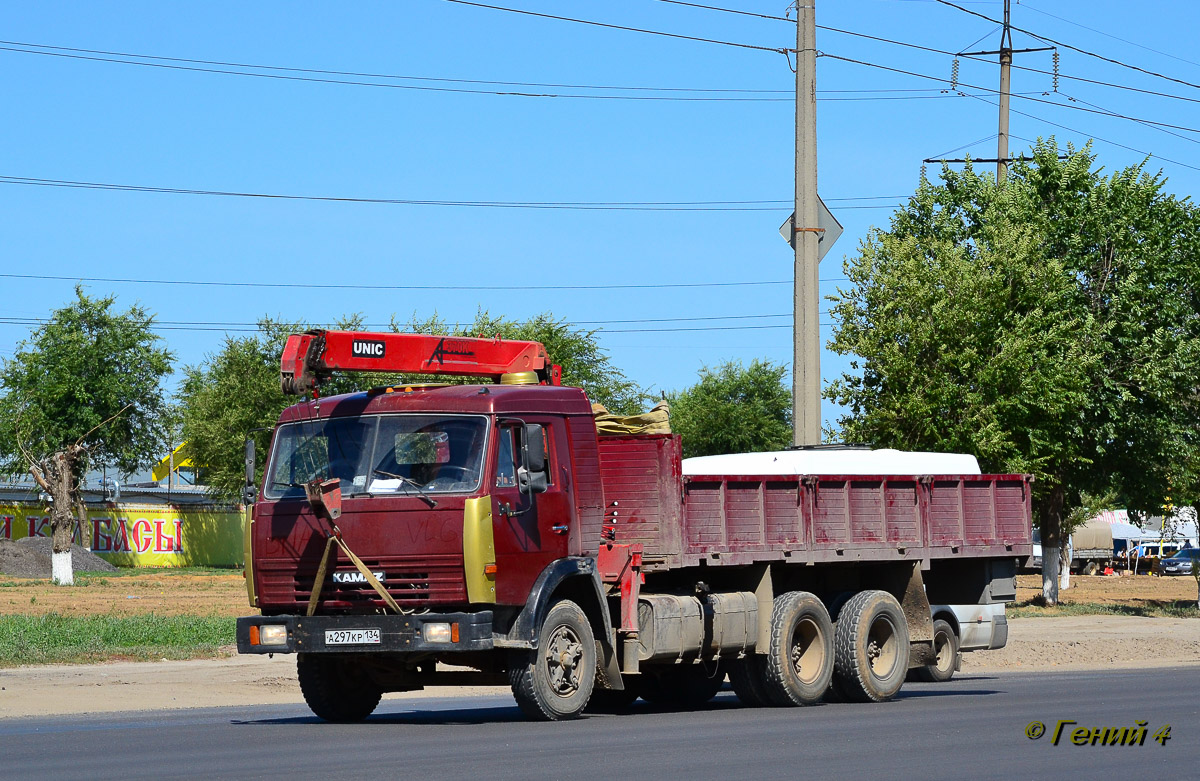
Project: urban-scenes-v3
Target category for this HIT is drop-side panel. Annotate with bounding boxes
[569,416,606,556]
[679,473,1032,567]
[596,434,682,568]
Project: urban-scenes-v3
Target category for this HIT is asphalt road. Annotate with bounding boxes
[1,667,1194,781]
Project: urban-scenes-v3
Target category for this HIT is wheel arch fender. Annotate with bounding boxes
[505,557,621,687]
[931,608,960,638]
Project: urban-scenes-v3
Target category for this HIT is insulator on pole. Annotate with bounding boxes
[1052,50,1060,92]
[950,58,960,92]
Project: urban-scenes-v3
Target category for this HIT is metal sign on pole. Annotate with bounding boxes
[779,197,843,260]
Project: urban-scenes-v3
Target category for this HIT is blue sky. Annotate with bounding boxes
[2,0,1197,434]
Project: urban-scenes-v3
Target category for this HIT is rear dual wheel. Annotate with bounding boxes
[731,591,834,707]
[832,590,909,702]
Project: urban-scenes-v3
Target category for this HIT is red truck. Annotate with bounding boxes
[237,330,1032,721]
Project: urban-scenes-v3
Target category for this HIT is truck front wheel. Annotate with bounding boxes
[296,652,382,722]
[832,590,909,702]
[509,599,597,720]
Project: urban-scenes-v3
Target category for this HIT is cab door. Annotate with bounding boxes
[490,418,570,604]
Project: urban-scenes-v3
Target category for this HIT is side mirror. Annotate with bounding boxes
[243,438,258,505]
[518,424,549,495]
[522,424,546,473]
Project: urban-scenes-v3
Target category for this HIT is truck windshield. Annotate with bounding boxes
[265,414,488,499]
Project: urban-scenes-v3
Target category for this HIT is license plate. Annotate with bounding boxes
[325,628,381,646]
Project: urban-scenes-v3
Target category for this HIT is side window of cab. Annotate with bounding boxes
[494,423,553,489]
[495,427,518,488]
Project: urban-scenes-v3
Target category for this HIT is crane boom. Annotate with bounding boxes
[280,329,560,395]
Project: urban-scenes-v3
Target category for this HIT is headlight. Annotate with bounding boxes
[259,624,288,646]
[423,622,452,643]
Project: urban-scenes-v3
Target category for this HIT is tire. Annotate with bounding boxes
[912,619,958,683]
[640,665,725,708]
[761,592,835,706]
[728,656,772,707]
[509,599,597,720]
[832,590,910,703]
[1082,561,1099,576]
[296,653,382,723]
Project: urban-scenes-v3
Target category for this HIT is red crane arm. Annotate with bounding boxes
[280,329,560,395]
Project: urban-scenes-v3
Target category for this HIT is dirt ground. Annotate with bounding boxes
[1015,572,1200,608]
[0,569,1196,719]
[0,571,256,618]
[2,570,1195,619]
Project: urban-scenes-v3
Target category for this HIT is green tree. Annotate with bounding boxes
[177,319,301,501]
[669,360,792,459]
[0,288,173,583]
[827,141,1200,604]
[400,310,646,414]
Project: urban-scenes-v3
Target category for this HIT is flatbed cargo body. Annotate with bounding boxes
[597,434,1031,570]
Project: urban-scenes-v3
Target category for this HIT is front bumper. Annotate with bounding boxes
[237,611,494,654]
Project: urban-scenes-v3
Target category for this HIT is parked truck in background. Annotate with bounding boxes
[236,330,1033,721]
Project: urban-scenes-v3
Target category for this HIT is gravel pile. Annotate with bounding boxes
[0,537,118,578]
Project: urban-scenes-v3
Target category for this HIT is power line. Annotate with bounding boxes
[803,26,1200,108]
[934,0,1200,92]
[960,91,1200,173]
[436,0,789,54]
[1019,2,1200,70]
[650,1,790,23]
[16,30,1195,111]
[0,174,906,211]
[0,43,794,102]
[0,313,800,326]
[1056,92,1200,147]
[0,45,973,104]
[0,38,790,95]
[0,315,819,335]
[0,272,842,292]
[928,132,998,160]
[0,38,1006,101]
[822,54,1200,134]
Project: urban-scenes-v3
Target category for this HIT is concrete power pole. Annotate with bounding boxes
[996,0,1013,181]
[793,0,821,446]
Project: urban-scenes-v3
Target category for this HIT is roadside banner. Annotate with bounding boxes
[0,502,244,567]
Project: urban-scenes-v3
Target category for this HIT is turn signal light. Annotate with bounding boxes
[483,563,498,576]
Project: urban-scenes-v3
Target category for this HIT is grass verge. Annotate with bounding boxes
[1009,600,1200,619]
[0,613,235,667]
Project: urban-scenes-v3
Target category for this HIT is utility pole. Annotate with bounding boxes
[793,0,820,446]
[957,0,1051,182]
[996,0,1012,181]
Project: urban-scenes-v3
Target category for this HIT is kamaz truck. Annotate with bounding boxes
[236,330,1032,721]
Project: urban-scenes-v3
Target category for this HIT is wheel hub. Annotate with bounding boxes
[544,625,585,695]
